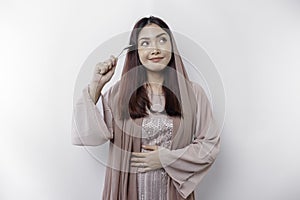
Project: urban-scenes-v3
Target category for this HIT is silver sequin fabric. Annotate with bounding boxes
[137,94,173,200]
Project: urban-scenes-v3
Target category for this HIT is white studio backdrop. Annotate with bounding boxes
[1,0,300,200]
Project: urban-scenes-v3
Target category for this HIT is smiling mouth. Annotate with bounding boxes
[149,57,164,62]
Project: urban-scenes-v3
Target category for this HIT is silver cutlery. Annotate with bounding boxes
[116,44,135,58]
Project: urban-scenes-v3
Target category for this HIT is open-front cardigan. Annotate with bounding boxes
[72,80,220,200]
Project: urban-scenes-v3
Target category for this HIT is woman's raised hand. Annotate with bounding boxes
[89,55,118,104]
[93,55,118,85]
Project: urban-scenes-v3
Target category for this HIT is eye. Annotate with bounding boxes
[140,41,149,47]
[159,37,167,44]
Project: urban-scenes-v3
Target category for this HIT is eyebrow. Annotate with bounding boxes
[138,33,167,41]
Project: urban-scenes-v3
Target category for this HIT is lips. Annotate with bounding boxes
[149,57,164,62]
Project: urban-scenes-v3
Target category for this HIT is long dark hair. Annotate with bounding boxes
[118,16,182,119]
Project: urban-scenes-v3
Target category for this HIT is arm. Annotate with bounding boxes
[71,85,114,146]
[71,55,117,146]
[159,82,221,198]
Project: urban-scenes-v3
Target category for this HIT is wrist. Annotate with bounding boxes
[89,81,104,92]
[88,83,103,104]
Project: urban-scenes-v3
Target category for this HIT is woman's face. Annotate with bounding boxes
[137,23,172,73]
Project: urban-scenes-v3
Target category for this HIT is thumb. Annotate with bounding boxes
[142,145,158,151]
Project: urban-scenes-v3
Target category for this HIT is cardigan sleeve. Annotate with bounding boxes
[71,85,114,146]
[159,82,221,198]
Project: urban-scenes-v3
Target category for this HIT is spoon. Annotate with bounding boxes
[116,44,135,58]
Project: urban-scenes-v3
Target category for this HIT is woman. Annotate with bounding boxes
[72,16,220,200]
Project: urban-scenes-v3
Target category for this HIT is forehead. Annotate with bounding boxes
[138,23,169,39]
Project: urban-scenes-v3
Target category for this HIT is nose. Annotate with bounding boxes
[151,48,161,55]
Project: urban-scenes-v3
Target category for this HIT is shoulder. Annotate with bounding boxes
[188,81,212,109]
[188,81,207,98]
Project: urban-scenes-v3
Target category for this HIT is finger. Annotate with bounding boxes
[110,55,117,66]
[104,59,112,70]
[107,56,116,69]
[131,152,147,157]
[99,62,109,74]
[131,162,148,168]
[131,157,145,163]
[95,63,103,74]
[99,67,108,75]
[138,167,152,173]
[104,64,115,77]
[142,145,158,151]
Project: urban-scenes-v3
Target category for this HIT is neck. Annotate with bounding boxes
[146,71,164,94]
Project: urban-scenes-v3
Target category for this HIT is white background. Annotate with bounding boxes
[1,0,300,199]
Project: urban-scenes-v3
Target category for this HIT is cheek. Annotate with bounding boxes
[162,44,172,59]
[163,49,172,63]
[138,50,149,63]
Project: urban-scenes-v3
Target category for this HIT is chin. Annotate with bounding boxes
[144,64,167,72]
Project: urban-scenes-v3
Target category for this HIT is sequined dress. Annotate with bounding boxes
[137,93,173,200]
